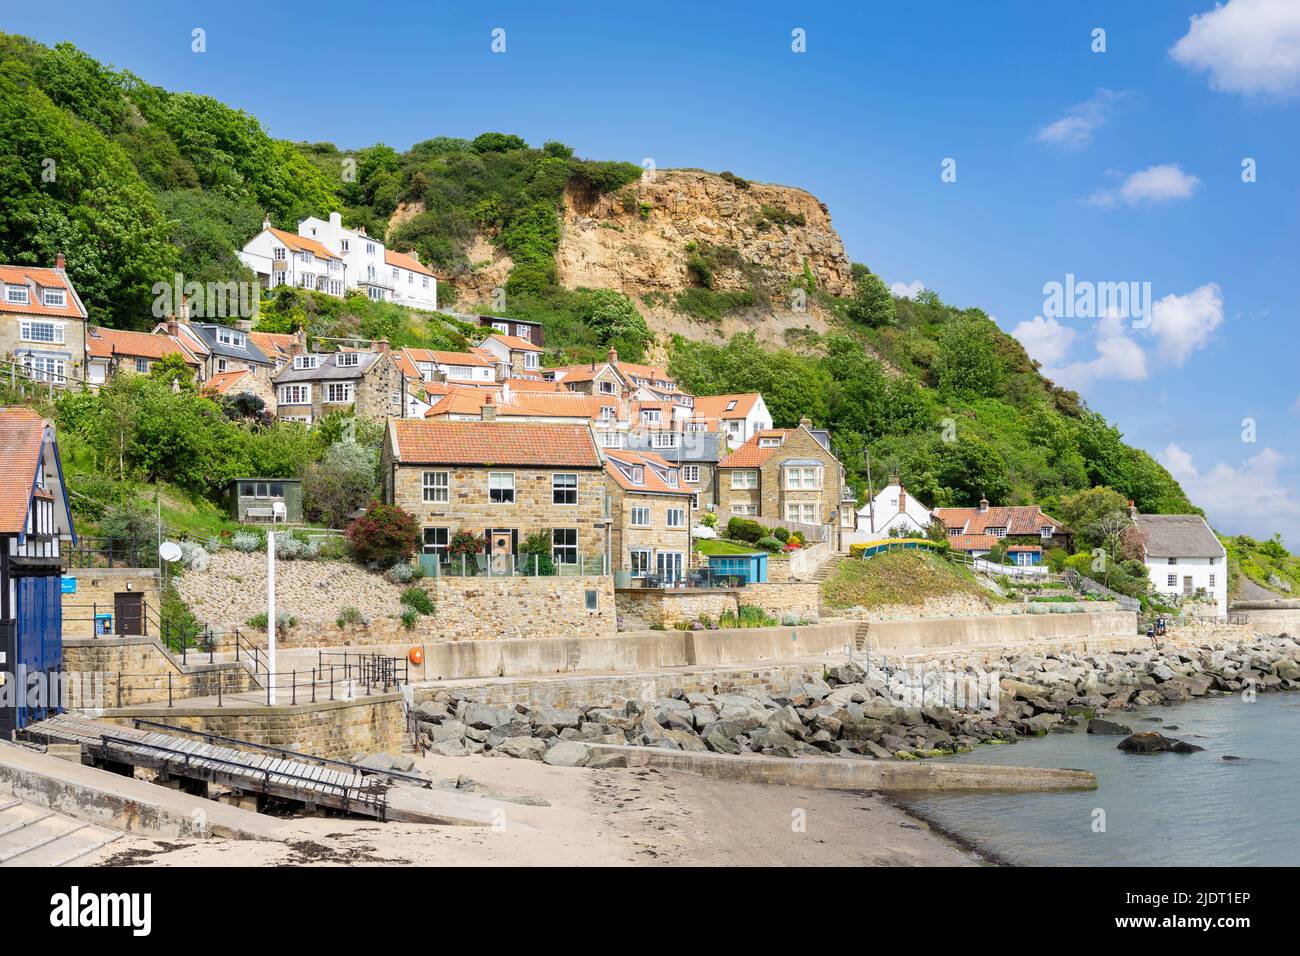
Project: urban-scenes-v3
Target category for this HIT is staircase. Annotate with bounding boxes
[0,798,122,866]
[805,552,846,584]
[852,621,871,652]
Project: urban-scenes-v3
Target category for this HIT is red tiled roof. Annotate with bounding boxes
[248,331,296,360]
[1007,544,1042,553]
[425,388,609,421]
[718,429,791,468]
[0,265,86,319]
[204,369,254,395]
[384,249,435,278]
[483,333,542,353]
[933,505,1064,535]
[0,407,48,533]
[267,227,340,261]
[604,450,690,495]
[947,534,1000,552]
[391,419,601,467]
[86,326,199,364]
[693,393,760,420]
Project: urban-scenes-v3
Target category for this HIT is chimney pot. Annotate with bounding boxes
[606,346,617,365]
[799,416,812,428]
[55,251,66,271]
[262,214,271,232]
[978,496,989,512]
[166,318,180,338]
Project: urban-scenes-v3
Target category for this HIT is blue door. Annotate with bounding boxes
[12,574,63,728]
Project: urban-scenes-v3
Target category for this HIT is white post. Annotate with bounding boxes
[267,531,277,705]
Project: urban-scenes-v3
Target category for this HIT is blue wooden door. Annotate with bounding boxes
[13,574,63,727]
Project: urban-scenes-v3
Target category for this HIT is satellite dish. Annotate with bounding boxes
[159,541,183,562]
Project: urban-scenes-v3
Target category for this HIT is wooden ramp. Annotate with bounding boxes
[24,715,393,820]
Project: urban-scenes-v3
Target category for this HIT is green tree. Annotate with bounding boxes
[845,266,896,327]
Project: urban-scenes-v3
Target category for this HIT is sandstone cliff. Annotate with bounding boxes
[404,169,855,346]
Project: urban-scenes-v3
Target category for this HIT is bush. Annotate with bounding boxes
[205,536,223,553]
[386,562,415,584]
[755,535,783,553]
[400,586,434,615]
[700,511,719,529]
[400,607,419,630]
[231,532,261,553]
[519,531,557,576]
[178,541,209,571]
[245,611,295,631]
[726,517,769,544]
[302,440,379,528]
[336,606,367,628]
[772,527,790,543]
[345,502,418,566]
[275,535,305,560]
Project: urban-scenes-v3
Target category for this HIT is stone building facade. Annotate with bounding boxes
[0,258,90,385]
[384,417,608,572]
[716,420,849,548]
[274,348,405,424]
[604,450,694,580]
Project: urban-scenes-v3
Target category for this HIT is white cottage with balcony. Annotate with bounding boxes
[238,219,346,296]
[297,212,438,311]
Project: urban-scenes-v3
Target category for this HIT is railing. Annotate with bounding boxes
[1064,568,1142,612]
[632,568,744,590]
[0,357,96,395]
[64,535,153,569]
[420,552,609,578]
[316,651,409,689]
[64,600,154,637]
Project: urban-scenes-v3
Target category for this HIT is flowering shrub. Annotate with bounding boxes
[345,502,418,567]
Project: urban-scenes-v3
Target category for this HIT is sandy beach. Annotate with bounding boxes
[83,753,981,867]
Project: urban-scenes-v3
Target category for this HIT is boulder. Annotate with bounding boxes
[1117,732,1203,755]
[531,707,582,729]
[1087,718,1132,736]
[463,703,514,729]
[542,741,593,767]
[498,737,548,760]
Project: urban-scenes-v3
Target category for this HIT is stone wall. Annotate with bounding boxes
[744,581,821,618]
[863,609,1138,654]
[99,693,407,759]
[425,574,615,642]
[616,588,738,628]
[62,568,162,638]
[61,635,256,708]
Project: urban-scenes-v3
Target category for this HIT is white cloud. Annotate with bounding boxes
[1012,316,1077,366]
[1034,89,1127,150]
[1086,164,1200,209]
[1147,283,1224,364]
[889,279,925,299]
[1160,443,1300,547]
[1170,0,1300,99]
[1045,313,1148,390]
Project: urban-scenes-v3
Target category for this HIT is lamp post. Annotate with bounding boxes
[267,531,277,705]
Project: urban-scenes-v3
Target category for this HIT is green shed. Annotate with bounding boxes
[228,478,303,524]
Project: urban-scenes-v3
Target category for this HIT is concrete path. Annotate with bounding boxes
[0,798,122,866]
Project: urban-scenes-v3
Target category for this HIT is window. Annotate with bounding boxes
[553,473,578,505]
[42,289,66,308]
[641,409,661,424]
[518,326,532,342]
[630,549,652,578]
[216,328,246,348]
[134,358,148,373]
[366,243,376,255]
[422,277,429,289]
[599,432,623,449]
[278,384,311,405]
[785,503,820,524]
[682,465,700,483]
[1167,574,1177,587]
[725,400,737,411]
[325,382,354,403]
[1168,557,1178,565]
[666,508,686,528]
[730,504,757,515]
[239,481,285,499]
[20,320,63,344]
[492,322,509,334]
[988,527,1007,538]
[553,528,578,565]
[598,405,615,421]
[524,352,539,370]
[585,588,598,611]
[759,436,782,447]
[1209,574,1216,589]
[422,471,449,503]
[273,246,286,261]
[24,356,65,383]
[293,355,319,370]
[336,352,360,367]
[341,239,350,252]
[1040,527,1054,539]
[690,493,700,509]
[730,470,758,489]
[784,466,822,490]
[652,432,678,449]
[631,506,650,527]
[489,472,515,503]
[7,286,30,305]
[422,527,449,558]
[598,380,617,394]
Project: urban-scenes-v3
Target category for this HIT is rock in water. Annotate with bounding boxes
[1087,718,1132,736]
[1116,731,1202,755]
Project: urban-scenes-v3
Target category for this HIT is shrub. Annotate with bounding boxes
[700,511,719,529]
[205,536,223,553]
[231,532,261,553]
[519,531,557,576]
[400,607,419,630]
[726,517,768,544]
[449,529,485,558]
[274,535,305,560]
[336,607,367,628]
[245,612,267,630]
[400,586,434,615]
[245,611,295,631]
[773,527,790,543]
[179,541,209,571]
[345,502,418,566]
[386,562,415,584]
[755,535,783,553]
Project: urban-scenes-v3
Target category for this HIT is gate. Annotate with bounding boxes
[3,574,64,731]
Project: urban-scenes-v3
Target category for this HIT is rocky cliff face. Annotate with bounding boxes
[425,169,854,345]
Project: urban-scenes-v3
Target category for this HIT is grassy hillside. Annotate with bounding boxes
[821,551,1004,610]
[1223,534,1300,600]
[0,32,1208,527]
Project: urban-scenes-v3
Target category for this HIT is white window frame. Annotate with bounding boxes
[20,320,64,344]
[682,465,700,483]
[553,473,578,505]
[278,384,311,405]
[629,549,652,578]
[784,466,823,491]
[630,506,651,527]
[489,472,515,504]
[652,432,678,449]
[293,355,320,371]
[524,352,539,370]
[7,286,30,305]
[42,289,66,308]
[336,352,360,367]
[325,382,355,404]
[730,504,758,516]
[422,471,449,503]
[730,470,758,490]
[666,507,686,529]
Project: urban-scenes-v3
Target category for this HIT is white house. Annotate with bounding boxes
[1133,511,1228,617]
[477,333,543,379]
[847,475,931,544]
[238,219,346,296]
[691,393,771,448]
[394,348,496,386]
[297,212,438,311]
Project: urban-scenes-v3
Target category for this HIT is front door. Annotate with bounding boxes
[115,591,144,636]
[486,529,516,575]
[1183,576,1194,596]
[657,551,684,584]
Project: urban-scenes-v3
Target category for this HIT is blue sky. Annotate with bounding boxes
[5,0,1299,543]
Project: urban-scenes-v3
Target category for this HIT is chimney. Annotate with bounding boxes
[606,346,618,365]
[408,249,419,264]
[481,392,497,422]
[978,496,989,513]
[799,416,812,428]
[235,319,254,332]
[262,214,271,232]
[178,296,190,323]
[376,337,390,353]
[358,225,367,236]
[329,211,342,228]
[166,317,180,338]
[55,251,66,271]
[898,486,907,514]
[288,330,306,358]
[1128,500,1138,519]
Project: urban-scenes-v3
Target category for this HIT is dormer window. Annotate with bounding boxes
[336,352,360,367]
[759,436,782,447]
[42,289,66,308]
[631,465,644,484]
[6,286,30,305]
[641,409,661,424]
[652,432,678,449]
[216,328,246,348]
[293,355,320,371]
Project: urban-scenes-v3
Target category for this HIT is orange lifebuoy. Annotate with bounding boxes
[408,646,424,666]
